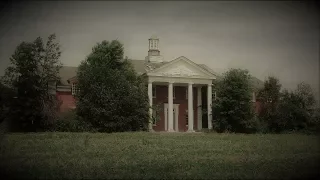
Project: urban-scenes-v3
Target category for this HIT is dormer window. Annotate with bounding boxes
[72,83,80,95]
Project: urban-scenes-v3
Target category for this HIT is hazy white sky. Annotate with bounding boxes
[0,1,319,97]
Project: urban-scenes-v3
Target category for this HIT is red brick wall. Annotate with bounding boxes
[254,100,262,115]
[152,85,198,132]
[56,91,76,112]
[56,86,261,131]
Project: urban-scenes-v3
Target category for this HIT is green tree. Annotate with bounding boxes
[0,82,15,124]
[295,82,316,110]
[1,34,62,131]
[257,76,282,132]
[278,82,316,132]
[76,40,149,133]
[213,69,255,133]
[259,78,317,133]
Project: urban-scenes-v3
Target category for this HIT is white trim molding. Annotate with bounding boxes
[164,103,180,131]
[148,56,216,79]
[71,83,79,95]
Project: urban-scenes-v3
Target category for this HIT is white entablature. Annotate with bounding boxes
[147,56,216,81]
[162,65,200,77]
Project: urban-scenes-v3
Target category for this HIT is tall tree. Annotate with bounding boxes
[213,69,255,133]
[295,82,316,110]
[257,76,282,132]
[76,40,149,132]
[1,34,62,131]
[279,82,316,131]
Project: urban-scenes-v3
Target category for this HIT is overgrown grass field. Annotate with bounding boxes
[0,132,319,179]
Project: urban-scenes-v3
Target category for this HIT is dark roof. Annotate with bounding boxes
[128,59,169,74]
[58,59,264,90]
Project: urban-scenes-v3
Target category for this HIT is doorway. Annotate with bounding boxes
[164,103,179,131]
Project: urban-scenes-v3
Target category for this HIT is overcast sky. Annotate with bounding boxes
[0,1,319,97]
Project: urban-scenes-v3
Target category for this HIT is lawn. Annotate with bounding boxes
[0,132,319,179]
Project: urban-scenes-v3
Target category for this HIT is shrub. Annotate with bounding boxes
[255,117,270,134]
[306,108,320,134]
[53,110,96,132]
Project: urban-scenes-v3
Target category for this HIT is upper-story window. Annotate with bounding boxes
[186,88,188,99]
[72,83,80,95]
[152,86,156,98]
[252,92,256,102]
[173,87,176,99]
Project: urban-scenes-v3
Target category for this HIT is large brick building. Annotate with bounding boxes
[56,36,263,132]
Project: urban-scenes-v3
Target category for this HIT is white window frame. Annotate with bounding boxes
[252,92,256,102]
[72,83,80,95]
[152,86,156,98]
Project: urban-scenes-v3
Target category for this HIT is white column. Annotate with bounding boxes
[207,84,213,130]
[197,86,202,130]
[168,82,174,132]
[148,81,153,131]
[188,83,194,132]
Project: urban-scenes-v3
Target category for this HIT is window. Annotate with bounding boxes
[152,110,157,126]
[152,86,156,98]
[252,92,256,102]
[186,88,188,99]
[72,83,80,95]
[185,109,188,126]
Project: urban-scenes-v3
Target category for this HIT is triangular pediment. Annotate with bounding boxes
[147,56,216,79]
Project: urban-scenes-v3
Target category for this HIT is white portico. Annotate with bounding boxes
[147,56,216,132]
